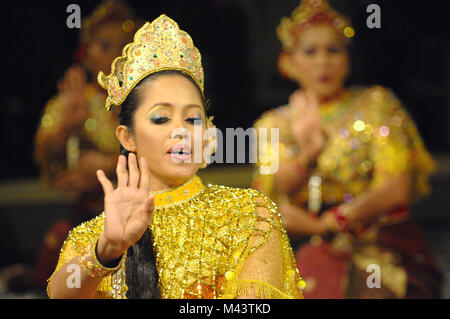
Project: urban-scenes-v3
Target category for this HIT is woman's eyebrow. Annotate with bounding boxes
[146,102,172,116]
[149,102,202,109]
[149,102,173,110]
[184,104,203,111]
[146,102,203,116]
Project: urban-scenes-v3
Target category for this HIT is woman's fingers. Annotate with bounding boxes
[96,169,114,194]
[305,91,319,118]
[127,153,140,187]
[72,66,85,92]
[292,92,308,116]
[113,154,150,190]
[139,157,150,192]
[144,195,155,212]
[66,68,76,91]
[142,195,155,225]
[133,195,155,229]
[116,155,129,187]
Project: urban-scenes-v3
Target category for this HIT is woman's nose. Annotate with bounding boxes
[315,50,330,66]
[170,127,190,141]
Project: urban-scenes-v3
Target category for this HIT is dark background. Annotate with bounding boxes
[0,0,449,297]
[2,0,449,179]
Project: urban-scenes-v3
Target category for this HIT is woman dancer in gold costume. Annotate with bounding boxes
[252,0,441,298]
[47,15,304,299]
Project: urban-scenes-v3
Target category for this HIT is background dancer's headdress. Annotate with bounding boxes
[277,0,354,52]
[81,0,139,44]
[98,14,204,110]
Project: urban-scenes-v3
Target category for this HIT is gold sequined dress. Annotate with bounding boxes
[48,175,304,299]
[252,85,442,298]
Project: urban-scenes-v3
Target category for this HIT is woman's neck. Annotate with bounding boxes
[306,87,348,105]
[147,172,192,193]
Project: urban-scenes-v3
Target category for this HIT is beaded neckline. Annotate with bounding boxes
[150,175,204,208]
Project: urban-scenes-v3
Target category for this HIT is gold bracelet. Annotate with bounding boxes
[79,239,124,278]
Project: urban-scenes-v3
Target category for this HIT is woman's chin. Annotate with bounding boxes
[162,162,200,184]
[314,84,344,101]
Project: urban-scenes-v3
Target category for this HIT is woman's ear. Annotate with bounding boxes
[278,52,297,80]
[116,125,137,152]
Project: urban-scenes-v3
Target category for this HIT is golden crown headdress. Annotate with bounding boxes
[277,0,354,51]
[98,14,204,110]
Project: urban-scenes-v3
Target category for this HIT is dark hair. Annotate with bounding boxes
[118,70,207,157]
[125,228,160,298]
[121,70,206,298]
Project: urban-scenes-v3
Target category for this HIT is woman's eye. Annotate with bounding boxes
[328,47,342,54]
[150,116,169,124]
[99,40,111,52]
[304,48,316,55]
[186,117,203,125]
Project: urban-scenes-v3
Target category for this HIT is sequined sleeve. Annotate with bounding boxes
[221,193,304,299]
[47,213,125,299]
[251,107,296,199]
[368,87,436,200]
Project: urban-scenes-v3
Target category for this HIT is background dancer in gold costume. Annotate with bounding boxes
[252,0,442,298]
[26,0,139,291]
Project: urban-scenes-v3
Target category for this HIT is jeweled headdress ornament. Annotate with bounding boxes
[277,0,354,51]
[98,14,204,110]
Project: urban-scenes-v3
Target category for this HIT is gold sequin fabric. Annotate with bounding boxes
[47,176,304,299]
[253,85,435,206]
[34,84,119,184]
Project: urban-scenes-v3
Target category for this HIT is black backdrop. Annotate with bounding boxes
[2,0,449,179]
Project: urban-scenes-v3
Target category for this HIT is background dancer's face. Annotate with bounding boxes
[117,74,208,188]
[84,22,131,79]
[288,24,349,101]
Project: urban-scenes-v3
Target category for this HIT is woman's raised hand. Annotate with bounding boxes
[57,65,89,131]
[289,90,326,166]
[95,153,155,263]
